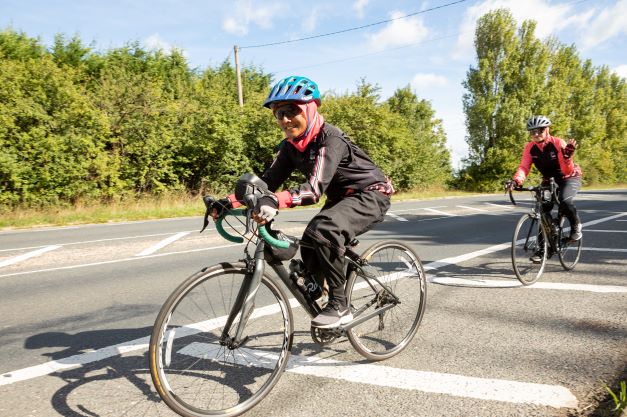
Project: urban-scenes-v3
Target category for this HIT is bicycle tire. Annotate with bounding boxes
[149,263,293,417]
[345,240,426,361]
[558,216,582,270]
[511,214,547,285]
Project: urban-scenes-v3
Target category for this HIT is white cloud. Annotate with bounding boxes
[222,0,280,36]
[144,34,172,51]
[303,7,321,32]
[411,73,448,89]
[580,0,627,49]
[453,0,591,59]
[353,0,369,18]
[613,64,627,78]
[367,11,429,50]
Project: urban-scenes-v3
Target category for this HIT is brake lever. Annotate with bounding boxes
[508,188,517,206]
[200,196,215,233]
[243,194,257,235]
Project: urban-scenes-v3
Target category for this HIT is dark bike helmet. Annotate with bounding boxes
[526,115,551,131]
[263,75,321,108]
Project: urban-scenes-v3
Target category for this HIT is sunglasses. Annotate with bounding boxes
[529,128,546,135]
[274,104,301,120]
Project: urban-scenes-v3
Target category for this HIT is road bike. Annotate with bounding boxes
[149,174,427,417]
[508,177,582,285]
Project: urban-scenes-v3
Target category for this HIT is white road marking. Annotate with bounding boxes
[0,245,62,268]
[581,247,627,252]
[0,336,151,386]
[0,227,246,253]
[424,243,510,271]
[0,243,243,279]
[423,207,457,217]
[581,212,627,226]
[457,205,487,212]
[135,232,190,256]
[391,206,447,214]
[584,229,627,233]
[431,277,627,293]
[484,202,513,210]
[179,342,577,409]
[386,212,409,222]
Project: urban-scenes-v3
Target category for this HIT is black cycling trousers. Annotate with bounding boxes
[300,190,390,301]
[542,176,581,226]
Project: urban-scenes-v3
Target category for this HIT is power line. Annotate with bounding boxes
[239,0,469,49]
[270,32,461,75]
[267,0,600,75]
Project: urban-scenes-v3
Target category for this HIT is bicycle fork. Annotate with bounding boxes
[220,245,265,349]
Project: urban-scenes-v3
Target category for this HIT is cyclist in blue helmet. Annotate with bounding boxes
[211,75,394,329]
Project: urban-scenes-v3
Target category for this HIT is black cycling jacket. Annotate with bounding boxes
[261,123,390,206]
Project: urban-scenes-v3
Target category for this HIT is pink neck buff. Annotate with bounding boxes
[288,101,324,153]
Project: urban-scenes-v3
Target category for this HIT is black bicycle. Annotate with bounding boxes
[149,174,427,417]
[508,177,582,285]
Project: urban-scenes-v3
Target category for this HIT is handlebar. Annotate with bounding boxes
[203,202,291,249]
[506,178,558,206]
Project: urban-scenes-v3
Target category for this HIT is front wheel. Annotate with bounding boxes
[558,216,582,270]
[345,240,426,361]
[149,263,293,417]
[512,214,547,285]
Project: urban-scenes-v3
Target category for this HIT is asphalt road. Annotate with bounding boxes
[0,189,625,417]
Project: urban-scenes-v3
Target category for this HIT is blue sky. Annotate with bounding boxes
[2,0,626,168]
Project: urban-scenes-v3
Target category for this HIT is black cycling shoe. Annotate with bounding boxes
[311,298,353,329]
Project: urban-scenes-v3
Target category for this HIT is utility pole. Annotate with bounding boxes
[234,45,244,108]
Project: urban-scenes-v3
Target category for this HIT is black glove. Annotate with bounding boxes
[254,195,279,223]
[211,197,232,218]
[563,143,576,159]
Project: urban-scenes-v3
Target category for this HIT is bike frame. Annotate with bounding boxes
[513,178,564,256]
[220,228,399,348]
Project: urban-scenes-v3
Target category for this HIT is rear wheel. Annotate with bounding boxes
[512,214,547,285]
[558,216,582,270]
[345,241,426,361]
[149,263,293,417]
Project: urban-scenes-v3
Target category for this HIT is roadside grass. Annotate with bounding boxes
[1,184,624,230]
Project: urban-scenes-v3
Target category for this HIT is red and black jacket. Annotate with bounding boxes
[513,135,582,185]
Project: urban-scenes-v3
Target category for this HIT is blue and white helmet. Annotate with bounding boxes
[263,76,321,108]
[526,115,551,131]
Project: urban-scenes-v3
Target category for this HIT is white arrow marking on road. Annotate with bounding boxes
[423,207,457,217]
[457,205,487,212]
[0,245,62,268]
[386,212,409,222]
[178,342,578,408]
[484,202,513,210]
[135,232,190,256]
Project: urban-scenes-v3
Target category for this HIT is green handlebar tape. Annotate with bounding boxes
[215,209,290,248]
[215,209,246,243]
[258,224,290,249]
